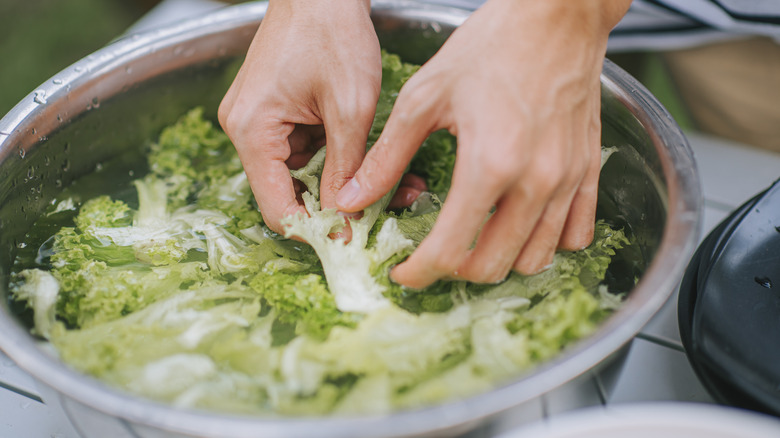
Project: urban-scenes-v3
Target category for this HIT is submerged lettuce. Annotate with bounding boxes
[10,52,632,416]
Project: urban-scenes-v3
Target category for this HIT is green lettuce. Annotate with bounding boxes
[10,52,632,417]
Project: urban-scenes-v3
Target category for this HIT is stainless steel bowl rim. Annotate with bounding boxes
[0,2,702,437]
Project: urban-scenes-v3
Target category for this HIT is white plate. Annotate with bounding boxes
[499,403,780,438]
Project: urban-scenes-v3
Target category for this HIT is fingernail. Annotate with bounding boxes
[336,178,361,208]
[389,264,406,285]
[530,263,554,275]
[389,265,421,291]
[337,210,362,220]
[389,264,430,292]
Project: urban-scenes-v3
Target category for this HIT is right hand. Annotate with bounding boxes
[336,0,630,288]
[218,0,381,234]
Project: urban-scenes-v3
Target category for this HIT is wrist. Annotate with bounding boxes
[484,0,630,38]
[269,0,371,16]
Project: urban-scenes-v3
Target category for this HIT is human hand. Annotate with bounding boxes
[218,0,381,233]
[336,0,631,288]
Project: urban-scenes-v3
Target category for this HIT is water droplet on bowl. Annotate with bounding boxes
[52,78,63,84]
[33,89,47,104]
[755,276,772,288]
[18,149,26,159]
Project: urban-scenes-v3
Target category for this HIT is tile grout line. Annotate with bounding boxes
[593,372,609,406]
[636,332,685,352]
[0,381,43,404]
[703,198,738,212]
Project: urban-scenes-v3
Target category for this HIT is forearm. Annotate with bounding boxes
[266,0,371,19]
[476,0,630,47]
[483,0,630,32]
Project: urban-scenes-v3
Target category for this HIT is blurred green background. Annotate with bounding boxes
[0,0,690,129]
[0,0,156,116]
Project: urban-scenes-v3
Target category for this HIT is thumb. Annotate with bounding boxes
[336,92,438,212]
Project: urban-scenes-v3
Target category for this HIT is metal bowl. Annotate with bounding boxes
[0,1,701,437]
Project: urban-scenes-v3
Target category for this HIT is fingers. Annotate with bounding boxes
[558,91,602,251]
[387,187,423,210]
[336,78,440,213]
[395,105,597,286]
[318,94,376,211]
[231,120,307,234]
[454,147,578,282]
[389,155,500,289]
[511,108,587,274]
[387,174,428,210]
[284,124,326,170]
[452,194,542,283]
[512,188,579,275]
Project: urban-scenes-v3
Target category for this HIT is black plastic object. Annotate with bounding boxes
[679,180,780,416]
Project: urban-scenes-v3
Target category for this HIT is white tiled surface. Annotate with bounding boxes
[1,132,778,436]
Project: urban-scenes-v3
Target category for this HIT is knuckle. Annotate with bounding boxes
[421,243,466,276]
[476,155,522,193]
[221,110,251,140]
[355,94,380,118]
[529,162,565,196]
[329,87,378,126]
[395,88,424,115]
[430,255,461,276]
[394,78,436,122]
[321,168,356,196]
[217,101,230,130]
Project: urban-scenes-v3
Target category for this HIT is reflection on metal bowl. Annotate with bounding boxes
[0,1,700,437]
